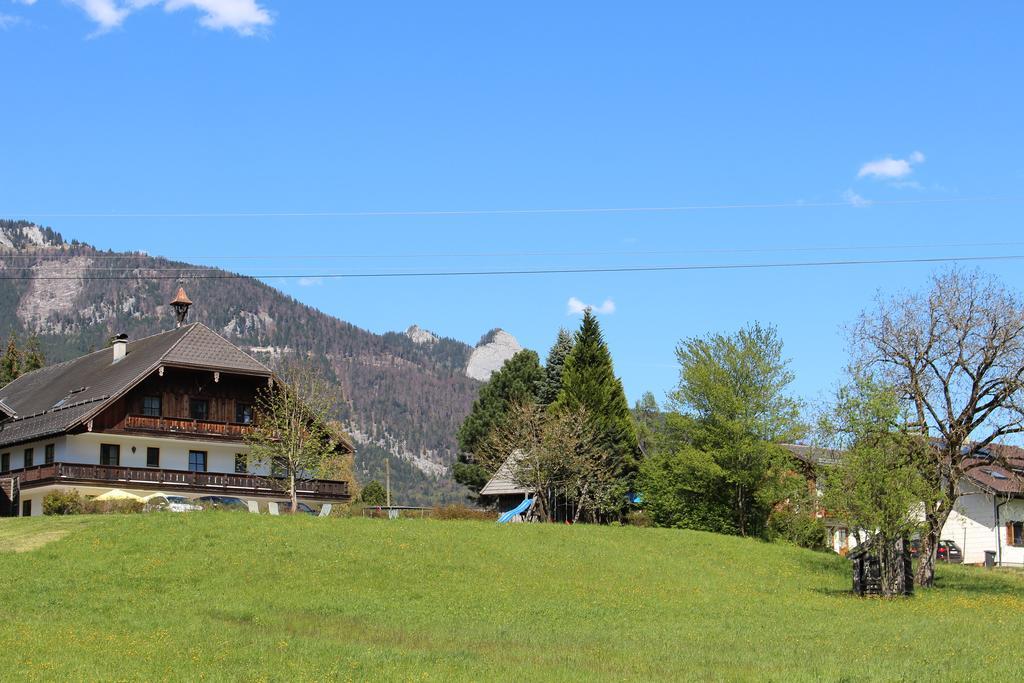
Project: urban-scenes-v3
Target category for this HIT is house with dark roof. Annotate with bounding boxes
[0,289,352,517]
[784,442,1024,566]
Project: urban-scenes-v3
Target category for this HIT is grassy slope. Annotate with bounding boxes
[1,515,1022,681]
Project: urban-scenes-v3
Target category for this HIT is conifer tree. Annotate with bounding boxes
[0,334,22,387]
[538,328,574,407]
[552,310,640,497]
[455,350,544,494]
[23,335,45,373]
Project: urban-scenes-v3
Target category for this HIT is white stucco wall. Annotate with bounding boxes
[67,433,261,475]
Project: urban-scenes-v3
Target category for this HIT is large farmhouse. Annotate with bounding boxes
[0,289,352,516]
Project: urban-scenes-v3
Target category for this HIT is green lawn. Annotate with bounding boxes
[1,514,1022,681]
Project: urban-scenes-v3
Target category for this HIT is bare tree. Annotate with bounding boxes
[852,269,1024,586]
[482,401,615,522]
[245,360,347,513]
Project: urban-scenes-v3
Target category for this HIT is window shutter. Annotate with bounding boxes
[1008,523,1015,546]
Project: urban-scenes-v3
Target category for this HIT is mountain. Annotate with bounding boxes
[466,329,523,381]
[0,219,523,505]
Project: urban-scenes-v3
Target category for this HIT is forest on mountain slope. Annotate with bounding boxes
[0,220,479,504]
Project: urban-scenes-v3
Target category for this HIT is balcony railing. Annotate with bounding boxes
[5,462,350,500]
[123,414,253,440]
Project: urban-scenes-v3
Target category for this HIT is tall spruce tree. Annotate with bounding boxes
[0,334,21,387]
[23,335,45,373]
[455,350,544,495]
[538,328,574,406]
[552,310,640,497]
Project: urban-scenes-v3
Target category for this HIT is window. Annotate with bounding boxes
[1,453,8,473]
[100,443,120,466]
[146,447,160,468]
[189,398,209,421]
[234,453,247,474]
[1009,522,1024,548]
[271,456,287,477]
[23,448,33,468]
[22,499,31,517]
[188,450,207,472]
[44,444,55,465]
[142,395,161,417]
[235,402,253,425]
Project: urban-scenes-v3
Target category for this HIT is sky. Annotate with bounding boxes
[1,2,1023,411]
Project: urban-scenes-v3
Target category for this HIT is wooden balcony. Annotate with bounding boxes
[122,414,253,440]
[6,462,350,500]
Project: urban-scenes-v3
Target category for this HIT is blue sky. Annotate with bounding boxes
[2,2,1023,410]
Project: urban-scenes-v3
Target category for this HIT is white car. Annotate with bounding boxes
[144,494,202,513]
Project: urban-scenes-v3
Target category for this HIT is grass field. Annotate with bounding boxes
[2,514,1023,681]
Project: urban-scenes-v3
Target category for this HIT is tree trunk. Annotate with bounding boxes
[290,471,298,513]
[915,505,951,587]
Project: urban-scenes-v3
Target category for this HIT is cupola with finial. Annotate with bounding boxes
[170,286,193,327]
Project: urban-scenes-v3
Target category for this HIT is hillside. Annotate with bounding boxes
[0,220,519,504]
[3,514,1022,680]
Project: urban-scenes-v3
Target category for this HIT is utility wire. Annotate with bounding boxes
[0,254,1022,280]
[6,195,1018,219]
[2,239,1024,263]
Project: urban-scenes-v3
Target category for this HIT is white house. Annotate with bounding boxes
[0,289,352,517]
[786,442,1024,566]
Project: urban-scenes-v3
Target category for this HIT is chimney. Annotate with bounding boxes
[112,333,128,363]
[170,286,193,328]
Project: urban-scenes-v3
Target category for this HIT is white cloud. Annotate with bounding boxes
[297,276,323,287]
[842,189,872,208]
[66,0,272,35]
[0,13,21,28]
[857,151,926,179]
[567,297,616,316]
[11,0,37,5]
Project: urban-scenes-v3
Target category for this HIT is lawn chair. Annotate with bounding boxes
[318,503,332,518]
[268,502,280,516]
[247,500,260,514]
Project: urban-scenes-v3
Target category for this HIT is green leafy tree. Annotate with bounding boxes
[0,334,22,387]
[820,375,936,596]
[669,323,804,537]
[245,360,346,513]
[538,328,574,406]
[455,350,544,495]
[360,480,387,506]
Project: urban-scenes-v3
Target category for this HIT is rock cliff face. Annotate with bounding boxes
[406,325,439,345]
[465,329,523,381]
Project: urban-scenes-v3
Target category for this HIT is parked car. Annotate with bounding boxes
[274,501,318,515]
[937,540,963,563]
[194,495,249,512]
[145,495,202,513]
[908,538,963,563]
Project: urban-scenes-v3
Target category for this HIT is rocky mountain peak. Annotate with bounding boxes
[406,324,439,345]
[0,220,65,251]
[465,328,523,381]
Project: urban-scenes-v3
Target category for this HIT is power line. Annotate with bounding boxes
[2,239,1024,263]
[6,195,1018,219]
[0,253,1022,280]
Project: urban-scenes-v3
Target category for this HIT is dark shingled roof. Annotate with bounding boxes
[0,323,271,449]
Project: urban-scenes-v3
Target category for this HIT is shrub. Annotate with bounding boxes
[82,499,145,515]
[430,505,496,522]
[625,510,652,527]
[43,490,85,515]
[766,507,829,551]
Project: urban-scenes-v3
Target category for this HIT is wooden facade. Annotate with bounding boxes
[7,462,349,500]
[91,367,266,442]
